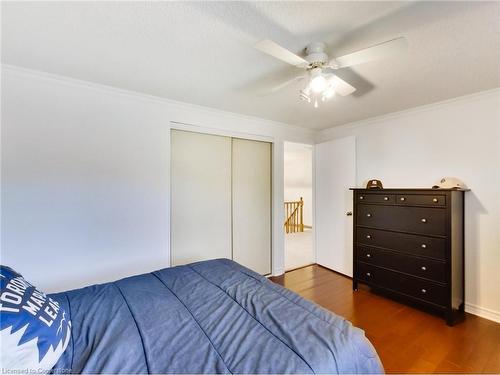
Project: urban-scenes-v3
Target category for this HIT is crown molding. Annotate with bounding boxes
[318,86,500,140]
[1,64,316,138]
[6,64,497,144]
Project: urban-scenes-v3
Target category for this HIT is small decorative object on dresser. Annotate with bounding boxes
[432,177,466,190]
[366,179,383,189]
[350,187,468,325]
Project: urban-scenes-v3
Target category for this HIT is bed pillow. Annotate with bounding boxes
[0,265,71,372]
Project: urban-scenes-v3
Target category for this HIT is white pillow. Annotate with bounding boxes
[0,266,71,372]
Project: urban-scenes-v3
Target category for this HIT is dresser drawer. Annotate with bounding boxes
[357,247,446,282]
[357,262,447,306]
[357,193,395,204]
[356,227,446,260]
[397,194,446,206]
[357,204,446,236]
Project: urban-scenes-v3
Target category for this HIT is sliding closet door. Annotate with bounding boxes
[232,138,271,275]
[171,130,232,266]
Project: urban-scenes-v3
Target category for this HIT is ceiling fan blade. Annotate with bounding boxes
[331,37,407,69]
[254,39,309,68]
[259,75,305,96]
[328,75,356,96]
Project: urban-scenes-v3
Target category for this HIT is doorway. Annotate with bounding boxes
[284,142,314,271]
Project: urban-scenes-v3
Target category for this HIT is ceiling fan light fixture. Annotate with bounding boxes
[299,90,311,103]
[308,68,327,93]
[310,75,327,93]
[254,36,407,106]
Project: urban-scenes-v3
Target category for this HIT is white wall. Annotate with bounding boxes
[284,142,313,226]
[317,89,500,323]
[1,65,315,292]
[3,64,499,323]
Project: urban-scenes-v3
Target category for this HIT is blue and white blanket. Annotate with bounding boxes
[51,259,383,374]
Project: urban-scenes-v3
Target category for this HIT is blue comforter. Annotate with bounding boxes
[51,259,383,374]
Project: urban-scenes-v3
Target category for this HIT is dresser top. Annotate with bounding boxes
[350,187,470,191]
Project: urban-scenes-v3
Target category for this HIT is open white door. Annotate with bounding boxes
[315,136,356,276]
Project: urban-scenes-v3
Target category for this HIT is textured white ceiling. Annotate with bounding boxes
[2,1,500,129]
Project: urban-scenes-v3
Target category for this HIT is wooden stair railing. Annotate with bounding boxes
[284,197,304,233]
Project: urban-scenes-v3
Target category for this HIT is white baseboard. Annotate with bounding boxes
[465,303,500,323]
[272,268,285,277]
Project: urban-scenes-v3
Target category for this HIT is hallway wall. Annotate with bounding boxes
[284,142,313,226]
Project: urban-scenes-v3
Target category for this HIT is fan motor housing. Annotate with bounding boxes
[305,42,329,65]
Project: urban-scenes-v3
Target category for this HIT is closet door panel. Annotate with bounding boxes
[232,138,271,274]
[171,130,232,266]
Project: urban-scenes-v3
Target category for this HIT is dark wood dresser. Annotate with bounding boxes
[351,188,466,325]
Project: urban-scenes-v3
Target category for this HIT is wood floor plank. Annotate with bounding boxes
[483,336,500,373]
[270,265,500,374]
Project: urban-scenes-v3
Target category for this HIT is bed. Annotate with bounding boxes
[50,259,383,374]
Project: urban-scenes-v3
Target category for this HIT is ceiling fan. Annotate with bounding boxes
[254,37,407,108]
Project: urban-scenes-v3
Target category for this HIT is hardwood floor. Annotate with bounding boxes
[270,265,500,374]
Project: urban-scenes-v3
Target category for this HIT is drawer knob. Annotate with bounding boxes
[421,218,427,223]
[421,244,427,249]
[433,198,439,203]
[366,213,372,218]
[421,289,427,294]
[366,272,371,277]
[384,197,389,201]
[366,254,371,258]
[400,197,406,201]
[421,266,427,271]
[359,196,364,200]
[366,234,372,239]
